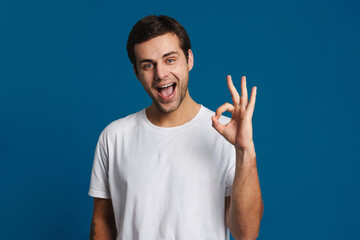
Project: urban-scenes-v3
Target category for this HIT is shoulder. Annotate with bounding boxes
[100,109,145,138]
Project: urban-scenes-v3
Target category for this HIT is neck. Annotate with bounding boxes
[146,91,200,127]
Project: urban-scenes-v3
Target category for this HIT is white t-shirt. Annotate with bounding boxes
[89,105,236,240]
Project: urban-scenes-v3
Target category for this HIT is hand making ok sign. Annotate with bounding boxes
[211,75,257,151]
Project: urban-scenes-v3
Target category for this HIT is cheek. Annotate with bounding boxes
[139,72,153,84]
[178,66,190,81]
[172,64,188,78]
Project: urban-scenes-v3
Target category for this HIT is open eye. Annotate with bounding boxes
[166,58,175,64]
[142,63,153,70]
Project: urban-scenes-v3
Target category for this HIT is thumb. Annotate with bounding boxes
[211,115,225,134]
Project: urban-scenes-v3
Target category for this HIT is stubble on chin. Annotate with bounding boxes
[152,98,181,113]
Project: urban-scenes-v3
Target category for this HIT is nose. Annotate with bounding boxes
[155,62,168,80]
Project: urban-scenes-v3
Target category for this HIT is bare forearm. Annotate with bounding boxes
[227,146,263,240]
[90,217,117,240]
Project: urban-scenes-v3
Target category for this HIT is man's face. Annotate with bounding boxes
[133,33,193,113]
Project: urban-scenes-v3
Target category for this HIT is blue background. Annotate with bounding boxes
[1,0,359,239]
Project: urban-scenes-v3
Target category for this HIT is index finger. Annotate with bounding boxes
[227,75,240,106]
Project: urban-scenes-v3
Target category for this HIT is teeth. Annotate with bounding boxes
[159,83,174,88]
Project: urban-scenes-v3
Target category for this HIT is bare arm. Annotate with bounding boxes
[226,149,264,240]
[90,198,117,240]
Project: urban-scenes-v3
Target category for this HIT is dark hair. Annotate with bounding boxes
[127,15,191,67]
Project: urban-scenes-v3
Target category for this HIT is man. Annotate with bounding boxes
[89,15,263,240]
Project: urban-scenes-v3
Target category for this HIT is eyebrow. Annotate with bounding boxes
[138,51,180,65]
[163,51,179,58]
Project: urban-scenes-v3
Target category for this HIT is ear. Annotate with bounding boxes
[187,49,194,71]
[133,64,140,80]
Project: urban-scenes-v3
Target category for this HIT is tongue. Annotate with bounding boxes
[160,85,174,97]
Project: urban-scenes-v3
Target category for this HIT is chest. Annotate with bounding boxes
[107,129,225,196]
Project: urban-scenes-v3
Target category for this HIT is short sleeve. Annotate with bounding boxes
[225,148,236,197]
[88,131,111,199]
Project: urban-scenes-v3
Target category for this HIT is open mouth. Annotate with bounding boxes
[156,83,176,98]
